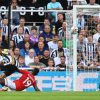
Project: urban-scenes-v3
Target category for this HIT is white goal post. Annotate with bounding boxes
[73,5,100,91]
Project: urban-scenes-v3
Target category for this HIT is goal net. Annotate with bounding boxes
[72,5,100,91]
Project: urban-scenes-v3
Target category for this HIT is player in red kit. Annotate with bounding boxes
[0,68,40,91]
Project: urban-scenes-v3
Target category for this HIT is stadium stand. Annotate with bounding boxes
[0,0,100,92]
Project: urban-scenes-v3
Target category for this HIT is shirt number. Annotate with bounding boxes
[23,77,32,87]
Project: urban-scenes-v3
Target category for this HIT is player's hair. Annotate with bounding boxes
[32,68,39,76]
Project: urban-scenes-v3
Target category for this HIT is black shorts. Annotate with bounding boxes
[0,64,19,76]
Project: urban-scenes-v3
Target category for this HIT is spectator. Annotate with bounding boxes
[39,25,53,43]
[77,34,86,53]
[18,55,27,68]
[48,34,58,53]
[96,38,100,63]
[25,49,35,66]
[56,56,66,71]
[34,36,48,49]
[11,0,20,25]
[93,14,100,27]
[12,17,29,34]
[76,14,85,32]
[86,16,96,35]
[9,40,15,51]
[93,23,100,44]
[50,40,67,58]
[81,58,100,69]
[47,0,63,22]
[82,34,97,66]
[18,34,34,49]
[67,0,78,10]
[0,17,8,46]
[55,13,64,33]
[12,26,24,47]
[77,52,84,69]
[88,58,100,69]
[58,21,67,39]
[43,58,56,71]
[39,18,52,34]
[87,0,99,5]
[50,40,69,66]
[29,56,46,70]
[20,42,34,57]
[39,49,50,66]
[13,47,20,67]
[79,29,88,43]
[35,41,47,59]
[30,26,39,45]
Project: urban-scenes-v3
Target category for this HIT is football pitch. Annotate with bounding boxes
[0,92,100,100]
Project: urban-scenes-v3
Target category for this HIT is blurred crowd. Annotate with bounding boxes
[0,0,100,71]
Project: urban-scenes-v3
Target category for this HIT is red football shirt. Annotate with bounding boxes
[14,69,36,91]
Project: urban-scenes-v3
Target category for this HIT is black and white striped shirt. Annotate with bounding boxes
[0,54,12,65]
[2,25,8,36]
[12,34,24,47]
[13,25,30,34]
[57,27,65,38]
[0,22,8,36]
[14,58,19,67]
[83,43,97,62]
[50,48,70,58]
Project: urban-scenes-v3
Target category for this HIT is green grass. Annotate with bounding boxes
[0,92,100,100]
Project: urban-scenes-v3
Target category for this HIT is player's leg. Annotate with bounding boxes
[0,71,7,90]
[0,64,19,91]
[0,64,19,74]
[0,78,8,91]
[0,64,19,78]
[0,71,11,90]
[0,64,7,72]
[5,78,16,90]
